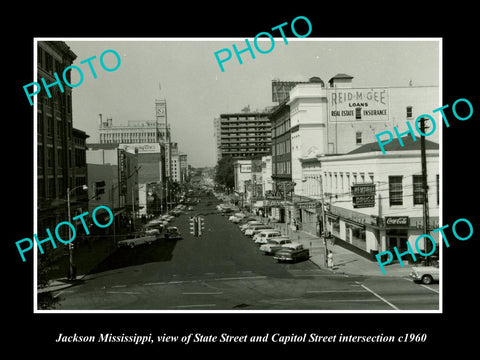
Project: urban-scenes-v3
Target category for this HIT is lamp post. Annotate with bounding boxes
[67,184,88,280]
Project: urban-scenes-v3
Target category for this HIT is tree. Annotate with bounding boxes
[215,155,234,189]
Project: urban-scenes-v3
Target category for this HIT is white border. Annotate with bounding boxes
[33,37,443,314]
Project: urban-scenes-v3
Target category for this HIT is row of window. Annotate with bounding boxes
[38,176,87,200]
[320,173,439,207]
[37,146,85,169]
[272,118,291,138]
[389,175,439,206]
[273,138,291,156]
[275,160,291,175]
[38,113,73,141]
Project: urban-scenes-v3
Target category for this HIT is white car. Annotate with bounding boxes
[117,233,157,248]
[240,221,262,232]
[259,237,293,255]
[253,230,282,245]
[409,263,440,284]
[245,225,272,237]
[144,227,160,236]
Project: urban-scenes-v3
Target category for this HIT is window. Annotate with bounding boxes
[355,107,362,120]
[389,176,403,206]
[47,116,54,137]
[47,147,54,168]
[413,175,424,205]
[406,106,413,119]
[388,176,403,206]
[356,131,362,144]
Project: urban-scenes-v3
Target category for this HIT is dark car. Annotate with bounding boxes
[273,243,310,263]
[165,226,182,240]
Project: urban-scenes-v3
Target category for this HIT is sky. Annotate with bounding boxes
[65,38,440,167]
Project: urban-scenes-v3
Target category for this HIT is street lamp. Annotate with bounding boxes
[67,184,88,280]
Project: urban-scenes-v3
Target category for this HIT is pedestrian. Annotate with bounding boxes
[327,250,334,269]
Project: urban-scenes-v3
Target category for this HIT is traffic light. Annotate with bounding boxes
[198,217,205,236]
[189,216,198,236]
[189,216,205,237]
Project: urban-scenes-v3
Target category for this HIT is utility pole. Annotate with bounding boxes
[419,117,430,264]
[319,175,328,267]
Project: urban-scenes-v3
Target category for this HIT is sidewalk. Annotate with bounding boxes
[258,217,414,277]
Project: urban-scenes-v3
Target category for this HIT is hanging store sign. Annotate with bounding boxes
[118,149,127,195]
[351,183,375,208]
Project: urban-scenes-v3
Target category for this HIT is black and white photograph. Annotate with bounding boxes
[33,38,442,312]
[7,6,479,355]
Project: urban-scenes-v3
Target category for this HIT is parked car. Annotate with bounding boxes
[273,243,310,263]
[143,225,161,237]
[245,225,272,237]
[253,230,282,245]
[117,233,157,248]
[164,226,182,240]
[240,220,262,232]
[259,237,293,255]
[409,263,440,284]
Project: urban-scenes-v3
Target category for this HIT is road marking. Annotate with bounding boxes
[403,278,439,294]
[106,291,140,295]
[420,284,439,294]
[174,304,217,308]
[306,290,368,294]
[53,290,74,298]
[358,283,400,310]
[183,292,223,295]
[211,276,267,282]
[111,285,127,288]
[144,282,169,286]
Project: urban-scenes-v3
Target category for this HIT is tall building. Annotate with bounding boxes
[179,153,188,183]
[36,41,89,255]
[214,108,272,162]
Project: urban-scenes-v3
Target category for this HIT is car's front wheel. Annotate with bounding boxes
[421,275,433,285]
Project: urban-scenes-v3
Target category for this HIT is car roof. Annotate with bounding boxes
[258,229,281,234]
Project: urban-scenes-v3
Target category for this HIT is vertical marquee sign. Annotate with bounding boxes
[118,149,127,195]
[351,183,376,208]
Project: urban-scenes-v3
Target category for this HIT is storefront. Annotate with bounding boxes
[385,216,410,256]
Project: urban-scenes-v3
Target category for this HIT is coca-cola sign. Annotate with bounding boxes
[385,216,409,227]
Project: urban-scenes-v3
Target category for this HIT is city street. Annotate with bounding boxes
[53,195,439,311]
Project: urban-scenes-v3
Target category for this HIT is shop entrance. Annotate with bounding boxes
[387,229,414,262]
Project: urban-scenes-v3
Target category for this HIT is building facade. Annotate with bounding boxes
[36,41,89,257]
[86,144,139,218]
[301,137,440,259]
[214,110,272,162]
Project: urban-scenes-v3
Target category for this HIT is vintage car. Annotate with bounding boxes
[253,230,282,245]
[259,237,292,255]
[143,225,161,237]
[409,263,440,284]
[240,220,262,232]
[117,233,157,248]
[164,226,182,240]
[245,225,273,237]
[273,243,310,263]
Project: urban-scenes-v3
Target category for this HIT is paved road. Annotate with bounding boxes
[54,195,439,311]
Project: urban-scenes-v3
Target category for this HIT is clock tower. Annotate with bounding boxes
[155,99,171,178]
